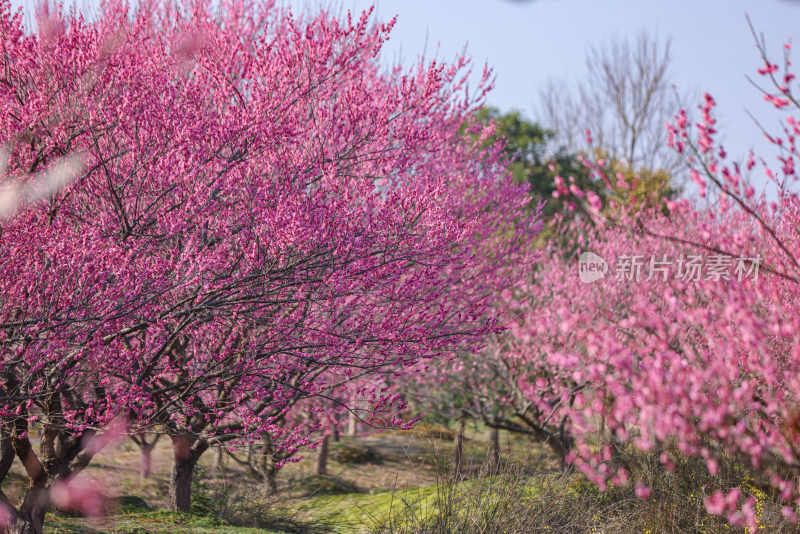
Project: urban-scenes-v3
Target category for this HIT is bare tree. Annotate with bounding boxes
[539,32,686,174]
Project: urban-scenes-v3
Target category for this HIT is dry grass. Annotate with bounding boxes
[4,424,798,533]
[373,441,800,534]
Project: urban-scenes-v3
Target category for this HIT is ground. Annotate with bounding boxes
[4,423,547,534]
[9,426,782,533]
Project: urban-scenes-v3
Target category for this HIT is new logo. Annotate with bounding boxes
[578,252,608,284]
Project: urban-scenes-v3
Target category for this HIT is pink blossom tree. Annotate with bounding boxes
[472,23,800,531]
[0,0,539,530]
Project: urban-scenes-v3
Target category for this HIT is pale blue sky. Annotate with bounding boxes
[312,0,800,168]
[9,0,800,181]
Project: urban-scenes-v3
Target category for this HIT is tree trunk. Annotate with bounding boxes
[488,427,500,470]
[7,508,47,534]
[347,411,357,436]
[140,443,155,478]
[331,421,340,443]
[329,402,341,443]
[261,436,278,495]
[167,436,208,513]
[265,464,278,494]
[452,417,465,476]
[132,434,160,479]
[8,431,50,534]
[545,422,573,471]
[314,436,329,476]
[212,446,225,474]
[8,486,48,534]
[168,454,196,513]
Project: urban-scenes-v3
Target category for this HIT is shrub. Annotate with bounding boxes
[332,444,384,465]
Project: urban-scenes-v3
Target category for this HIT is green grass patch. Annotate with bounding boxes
[45,511,291,534]
[289,484,440,532]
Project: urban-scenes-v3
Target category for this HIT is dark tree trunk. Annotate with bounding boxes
[265,464,278,494]
[505,412,573,471]
[167,436,208,513]
[8,484,49,534]
[314,436,329,476]
[546,421,573,471]
[0,391,105,534]
[452,417,465,476]
[240,438,278,493]
[8,427,50,534]
[331,422,340,443]
[7,508,47,534]
[263,437,278,495]
[168,454,196,513]
[488,427,501,470]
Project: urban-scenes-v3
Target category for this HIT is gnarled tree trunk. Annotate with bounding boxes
[0,383,113,534]
[167,436,209,513]
[6,499,47,534]
[5,435,51,534]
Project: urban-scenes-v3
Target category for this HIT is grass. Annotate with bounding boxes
[291,484,441,532]
[5,422,799,533]
[45,511,289,534]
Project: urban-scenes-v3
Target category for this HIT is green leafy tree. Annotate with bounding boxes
[472,108,601,222]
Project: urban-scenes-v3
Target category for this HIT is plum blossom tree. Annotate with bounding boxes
[0,0,539,530]
[478,24,800,531]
